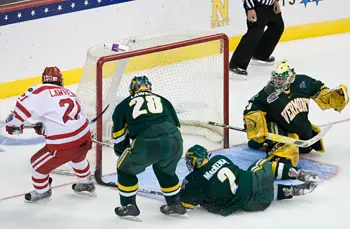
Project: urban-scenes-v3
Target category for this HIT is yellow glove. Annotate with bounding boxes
[244,110,268,142]
[313,84,349,112]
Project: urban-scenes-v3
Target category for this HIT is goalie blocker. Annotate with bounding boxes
[243,60,349,166]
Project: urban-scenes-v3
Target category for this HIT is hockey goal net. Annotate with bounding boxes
[54,32,230,179]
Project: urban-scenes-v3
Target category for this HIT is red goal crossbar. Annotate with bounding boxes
[94,33,230,181]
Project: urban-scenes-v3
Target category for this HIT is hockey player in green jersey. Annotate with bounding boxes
[112,76,186,219]
[180,144,319,216]
[244,60,349,166]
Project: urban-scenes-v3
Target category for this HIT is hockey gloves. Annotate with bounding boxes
[5,125,23,135]
[313,84,349,112]
[244,110,268,143]
[5,111,23,135]
[33,122,45,135]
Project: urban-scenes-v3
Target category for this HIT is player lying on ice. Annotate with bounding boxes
[180,144,319,216]
[243,60,349,166]
[5,66,95,202]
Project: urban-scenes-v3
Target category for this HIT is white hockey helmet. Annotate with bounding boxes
[270,60,296,93]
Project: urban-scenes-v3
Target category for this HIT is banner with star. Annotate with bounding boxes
[0,0,134,27]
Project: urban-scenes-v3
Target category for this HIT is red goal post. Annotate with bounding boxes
[94,33,230,182]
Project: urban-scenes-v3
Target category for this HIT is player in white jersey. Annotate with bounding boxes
[5,66,96,202]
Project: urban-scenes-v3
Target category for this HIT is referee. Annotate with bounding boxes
[230,0,284,78]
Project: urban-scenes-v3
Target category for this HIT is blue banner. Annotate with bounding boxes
[0,0,134,27]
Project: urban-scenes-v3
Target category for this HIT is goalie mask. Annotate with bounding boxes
[42,66,64,87]
[185,144,209,172]
[129,76,152,96]
[270,61,296,93]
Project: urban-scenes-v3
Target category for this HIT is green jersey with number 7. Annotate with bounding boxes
[180,144,319,217]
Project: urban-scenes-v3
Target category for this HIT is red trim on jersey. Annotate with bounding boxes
[74,101,81,120]
[19,95,28,102]
[33,85,62,95]
[15,102,31,118]
[46,131,91,150]
[13,111,24,122]
[46,119,89,140]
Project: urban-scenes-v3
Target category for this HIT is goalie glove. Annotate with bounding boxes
[313,84,349,112]
[243,110,268,142]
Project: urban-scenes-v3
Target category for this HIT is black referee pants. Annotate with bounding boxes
[229,5,284,70]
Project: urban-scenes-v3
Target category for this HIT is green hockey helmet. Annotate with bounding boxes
[270,60,296,93]
[185,144,209,171]
[129,76,152,96]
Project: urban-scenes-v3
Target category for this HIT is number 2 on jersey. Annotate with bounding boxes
[59,98,82,123]
[129,95,163,119]
[217,167,238,195]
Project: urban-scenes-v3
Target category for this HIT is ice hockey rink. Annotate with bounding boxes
[0,33,349,229]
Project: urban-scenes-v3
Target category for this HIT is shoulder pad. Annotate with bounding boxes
[263,84,276,96]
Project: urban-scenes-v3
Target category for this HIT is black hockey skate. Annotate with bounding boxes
[115,204,141,222]
[251,56,275,65]
[72,182,96,196]
[288,168,321,183]
[24,177,53,203]
[283,182,318,197]
[229,67,248,80]
[160,204,187,216]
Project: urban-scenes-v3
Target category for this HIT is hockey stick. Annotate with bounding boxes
[19,105,110,129]
[208,121,333,148]
[90,105,110,124]
[92,139,164,196]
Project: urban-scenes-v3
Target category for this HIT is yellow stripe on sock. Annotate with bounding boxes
[117,183,138,192]
[161,182,180,193]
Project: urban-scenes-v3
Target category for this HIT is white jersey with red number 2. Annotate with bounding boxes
[11,84,91,150]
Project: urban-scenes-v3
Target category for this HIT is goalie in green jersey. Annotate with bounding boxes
[243,60,349,166]
[180,145,319,216]
[111,76,186,219]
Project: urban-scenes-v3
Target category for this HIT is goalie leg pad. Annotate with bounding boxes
[244,110,268,141]
[268,133,300,167]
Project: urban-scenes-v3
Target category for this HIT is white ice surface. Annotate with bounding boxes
[0,33,350,229]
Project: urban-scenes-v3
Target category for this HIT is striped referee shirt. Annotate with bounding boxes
[244,0,277,9]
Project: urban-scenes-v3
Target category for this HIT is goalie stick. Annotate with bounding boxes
[208,121,333,148]
[92,139,163,196]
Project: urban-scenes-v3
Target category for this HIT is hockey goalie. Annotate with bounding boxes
[5,66,96,202]
[244,60,349,166]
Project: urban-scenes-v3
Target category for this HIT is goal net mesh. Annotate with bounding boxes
[53,31,229,176]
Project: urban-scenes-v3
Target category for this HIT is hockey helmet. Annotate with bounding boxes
[42,66,64,87]
[270,61,296,93]
[185,144,209,171]
[129,76,152,96]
